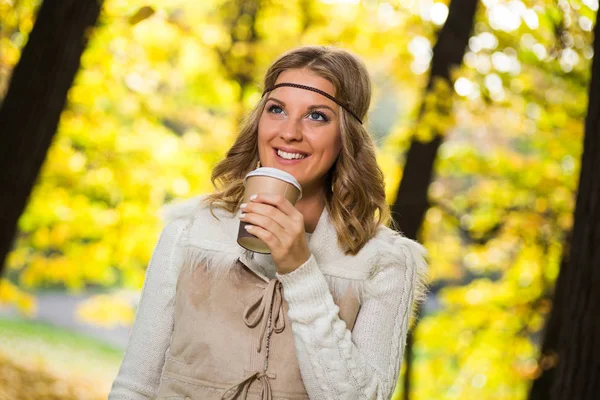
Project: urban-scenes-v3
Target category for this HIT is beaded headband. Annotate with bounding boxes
[261,82,363,124]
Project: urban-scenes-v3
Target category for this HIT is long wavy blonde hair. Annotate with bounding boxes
[203,45,392,255]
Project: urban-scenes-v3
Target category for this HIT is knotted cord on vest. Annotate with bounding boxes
[220,371,275,400]
[242,279,285,353]
[221,279,284,399]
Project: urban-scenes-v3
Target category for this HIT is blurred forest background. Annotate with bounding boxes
[0,0,599,399]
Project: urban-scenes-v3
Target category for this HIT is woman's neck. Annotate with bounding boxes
[295,189,326,234]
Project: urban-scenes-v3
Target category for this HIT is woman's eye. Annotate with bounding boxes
[268,105,284,114]
[308,111,328,122]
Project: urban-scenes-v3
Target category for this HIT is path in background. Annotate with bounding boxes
[0,292,131,349]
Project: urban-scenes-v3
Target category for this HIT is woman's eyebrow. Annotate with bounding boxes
[307,105,337,116]
[266,97,286,107]
[267,97,338,115]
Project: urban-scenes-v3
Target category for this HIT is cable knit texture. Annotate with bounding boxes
[109,195,427,400]
[276,248,419,399]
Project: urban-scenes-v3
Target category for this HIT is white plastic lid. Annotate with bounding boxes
[244,167,302,199]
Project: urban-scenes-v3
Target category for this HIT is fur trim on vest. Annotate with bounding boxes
[160,195,428,305]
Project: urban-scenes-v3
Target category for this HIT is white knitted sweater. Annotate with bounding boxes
[109,196,427,400]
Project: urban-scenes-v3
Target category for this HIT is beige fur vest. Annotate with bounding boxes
[153,196,427,399]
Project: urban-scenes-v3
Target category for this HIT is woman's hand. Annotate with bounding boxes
[239,193,311,274]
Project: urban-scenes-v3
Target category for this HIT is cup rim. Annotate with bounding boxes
[244,167,302,200]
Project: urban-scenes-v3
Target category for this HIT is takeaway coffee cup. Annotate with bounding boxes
[237,167,302,253]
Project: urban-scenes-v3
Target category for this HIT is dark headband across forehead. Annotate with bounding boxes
[261,82,363,124]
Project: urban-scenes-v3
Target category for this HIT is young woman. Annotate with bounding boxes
[109,45,427,400]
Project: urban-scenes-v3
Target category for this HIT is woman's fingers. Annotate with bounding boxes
[240,201,287,231]
[249,193,297,217]
[243,223,281,249]
[240,208,284,245]
[240,193,309,272]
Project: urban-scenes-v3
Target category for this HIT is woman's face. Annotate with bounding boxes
[257,68,342,194]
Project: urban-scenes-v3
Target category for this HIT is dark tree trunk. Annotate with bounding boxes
[529,14,600,400]
[0,0,103,277]
[391,1,479,398]
[528,257,568,399]
[391,0,479,240]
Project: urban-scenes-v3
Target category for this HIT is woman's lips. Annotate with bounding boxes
[273,148,309,165]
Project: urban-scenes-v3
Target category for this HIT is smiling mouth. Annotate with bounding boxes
[274,148,310,160]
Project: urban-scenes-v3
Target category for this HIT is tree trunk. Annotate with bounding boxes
[528,257,568,399]
[0,0,103,277]
[391,1,479,398]
[529,13,600,400]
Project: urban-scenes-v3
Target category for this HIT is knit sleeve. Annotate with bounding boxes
[108,218,188,400]
[276,238,427,400]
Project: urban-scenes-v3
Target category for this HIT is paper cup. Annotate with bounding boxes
[237,167,302,253]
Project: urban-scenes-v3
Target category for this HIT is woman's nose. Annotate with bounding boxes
[279,118,303,141]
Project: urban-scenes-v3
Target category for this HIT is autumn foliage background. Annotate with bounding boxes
[0,0,598,399]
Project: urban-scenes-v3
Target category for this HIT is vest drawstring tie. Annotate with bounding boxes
[222,279,283,399]
[220,371,275,400]
[242,279,285,353]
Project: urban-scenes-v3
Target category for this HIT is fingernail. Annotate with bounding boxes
[240,203,247,208]
[249,194,257,201]
[245,225,253,230]
[240,213,246,218]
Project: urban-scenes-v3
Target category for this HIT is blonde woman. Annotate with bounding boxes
[109,45,427,400]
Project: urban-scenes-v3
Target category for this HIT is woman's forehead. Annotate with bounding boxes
[273,69,336,99]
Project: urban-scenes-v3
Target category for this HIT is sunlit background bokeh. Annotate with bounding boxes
[0,0,597,398]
